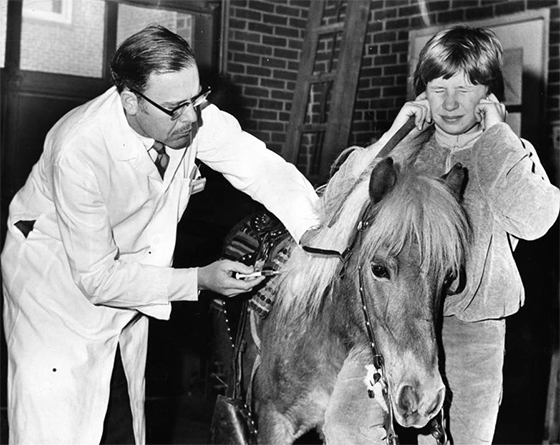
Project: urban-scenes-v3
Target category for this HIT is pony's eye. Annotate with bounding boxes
[371,263,390,279]
[443,270,461,295]
[443,270,457,288]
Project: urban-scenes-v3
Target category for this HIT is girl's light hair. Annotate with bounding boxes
[413,26,504,100]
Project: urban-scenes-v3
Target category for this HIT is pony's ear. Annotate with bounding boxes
[369,157,398,204]
[442,163,468,200]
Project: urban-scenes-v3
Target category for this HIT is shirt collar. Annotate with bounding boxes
[434,123,483,150]
[137,134,156,152]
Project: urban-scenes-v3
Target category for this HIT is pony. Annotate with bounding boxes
[221,138,471,444]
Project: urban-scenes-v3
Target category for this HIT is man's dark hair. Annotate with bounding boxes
[110,24,196,93]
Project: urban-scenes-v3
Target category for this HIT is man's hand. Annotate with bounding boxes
[198,259,266,298]
[474,93,507,130]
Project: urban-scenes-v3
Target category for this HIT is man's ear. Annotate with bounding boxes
[121,90,139,116]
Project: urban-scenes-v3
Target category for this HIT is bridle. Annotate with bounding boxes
[302,206,401,445]
[300,116,448,445]
[302,197,447,445]
[301,201,372,264]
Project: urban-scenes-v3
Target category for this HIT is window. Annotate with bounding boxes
[117,3,193,48]
[23,0,73,24]
[5,1,198,78]
[20,0,106,77]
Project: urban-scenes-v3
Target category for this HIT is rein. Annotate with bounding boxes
[301,203,372,264]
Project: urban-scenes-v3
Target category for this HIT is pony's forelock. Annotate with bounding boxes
[360,173,469,279]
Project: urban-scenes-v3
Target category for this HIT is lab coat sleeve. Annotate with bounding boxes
[52,150,198,319]
[195,105,320,242]
[475,123,560,240]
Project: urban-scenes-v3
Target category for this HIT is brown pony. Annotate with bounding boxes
[224,144,470,444]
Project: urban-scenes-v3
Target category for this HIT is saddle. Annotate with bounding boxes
[222,211,293,318]
[209,211,292,444]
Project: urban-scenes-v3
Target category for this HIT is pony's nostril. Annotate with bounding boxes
[398,385,419,415]
[425,387,446,418]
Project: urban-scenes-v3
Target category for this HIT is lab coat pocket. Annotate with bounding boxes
[174,163,206,218]
[14,220,35,238]
[174,177,203,219]
[191,176,207,195]
[189,163,206,196]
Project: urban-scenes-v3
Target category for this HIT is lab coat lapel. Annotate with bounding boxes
[106,94,167,181]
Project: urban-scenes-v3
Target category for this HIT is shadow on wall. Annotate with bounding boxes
[202,69,252,129]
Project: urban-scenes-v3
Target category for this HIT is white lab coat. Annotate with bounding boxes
[1,87,319,444]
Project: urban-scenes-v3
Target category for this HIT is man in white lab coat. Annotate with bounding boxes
[1,24,319,444]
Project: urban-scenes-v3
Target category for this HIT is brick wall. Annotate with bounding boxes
[224,0,559,169]
[225,0,310,152]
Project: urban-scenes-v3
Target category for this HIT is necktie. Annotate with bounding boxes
[152,141,169,179]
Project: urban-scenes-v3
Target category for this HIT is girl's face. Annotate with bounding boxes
[425,71,489,136]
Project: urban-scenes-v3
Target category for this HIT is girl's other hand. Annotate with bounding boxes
[475,93,507,131]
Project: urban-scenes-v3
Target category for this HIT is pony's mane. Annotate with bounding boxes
[275,147,470,323]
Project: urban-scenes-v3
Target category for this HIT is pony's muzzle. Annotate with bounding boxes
[395,384,445,428]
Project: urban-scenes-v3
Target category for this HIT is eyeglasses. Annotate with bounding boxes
[130,87,211,120]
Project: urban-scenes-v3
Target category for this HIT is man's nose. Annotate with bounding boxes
[179,104,198,123]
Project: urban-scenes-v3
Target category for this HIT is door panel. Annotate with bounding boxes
[3,73,109,200]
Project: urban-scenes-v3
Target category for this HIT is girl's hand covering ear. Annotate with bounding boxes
[475,93,507,131]
[394,92,433,132]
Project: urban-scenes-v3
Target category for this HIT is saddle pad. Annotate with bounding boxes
[248,236,293,318]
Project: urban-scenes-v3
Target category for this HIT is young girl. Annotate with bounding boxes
[386,26,560,444]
